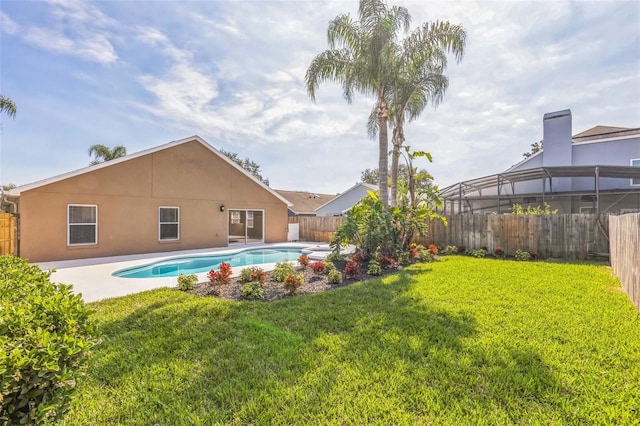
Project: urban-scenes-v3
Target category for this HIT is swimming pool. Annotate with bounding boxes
[113,247,308,278]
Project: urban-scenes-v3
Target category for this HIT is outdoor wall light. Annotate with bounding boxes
[220,205,225,212]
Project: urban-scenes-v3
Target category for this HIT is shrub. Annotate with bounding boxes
[283,273,304,295]
[441,245,457,255]
[427,244,439,255]
[515,249,531,261]
[324,261,337,274]
[272,261,295,283]
[367,260,382,276]
[378,254,397,269]
[177,273,197,291]
[466,249,486,258]
[351,251,365,263]
[457,245,466,253]
[240,267,266,284]
[399,252,411,266]
[241,281,264,300]
[327,269,342,284]
[207,262,232,285]
[407,244,419,259]
[310,261,325,274]
[0,255,99,425]
[344,260,361,279]
[418,248,435,262]
[494,246,505,258]
[297,254,309,269]
[326,251,342,263]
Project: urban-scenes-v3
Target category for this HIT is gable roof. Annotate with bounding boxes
[274,189,336,215]
[8,135,292,206]
[314,182,378,212]
[572,126,640,142]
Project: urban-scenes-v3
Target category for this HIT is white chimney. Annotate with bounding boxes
[542,109,572,167]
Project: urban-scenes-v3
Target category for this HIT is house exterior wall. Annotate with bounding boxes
[18,140,288,262]
[315,185,373,216]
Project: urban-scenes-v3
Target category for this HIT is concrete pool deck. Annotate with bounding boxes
[38,242,335,303]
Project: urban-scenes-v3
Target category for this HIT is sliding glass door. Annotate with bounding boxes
[228,209,264,245]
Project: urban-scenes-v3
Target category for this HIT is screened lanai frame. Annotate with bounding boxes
[439,165,640,214]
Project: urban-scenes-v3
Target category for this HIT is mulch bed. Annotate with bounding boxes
[184,259,403,302]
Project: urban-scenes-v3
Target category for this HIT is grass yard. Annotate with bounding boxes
[63,257,640,425]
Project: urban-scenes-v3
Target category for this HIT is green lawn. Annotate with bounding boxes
[63,257,640,425]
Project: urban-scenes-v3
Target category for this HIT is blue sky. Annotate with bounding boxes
[1,0,639,194]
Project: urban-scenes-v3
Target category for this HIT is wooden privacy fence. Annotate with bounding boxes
[609,213,640,313]
[292,213,610,260]
[289,216,344,242]
[416,214,610,260]
[0,212,16,256]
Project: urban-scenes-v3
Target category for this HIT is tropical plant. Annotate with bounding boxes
[327,269,343,284]
[387,21,466,205]
[515,249,532,261]
[306,0,412,206]
[239,267,267,284]
[310,261,326,274]
[177,274,198,291]
[367,260,382,275]
[241,281,263,300]
[0,95,17,118]
[344,259,361,279]
[330,191,400,259]
[297,254,310,270]
[88,144,127,165]
[207,262,232,285]
[272,261,295,283]
[283,273,304,295]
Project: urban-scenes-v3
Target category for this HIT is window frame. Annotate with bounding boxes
[247,211,254,228]
[230,211,241,225]
[631,159,640,187]
[67,204,98,246]
[159,206,180,241]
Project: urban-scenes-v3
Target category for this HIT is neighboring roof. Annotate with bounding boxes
[274,189,336,215]
[314,182,378,212]
[572,126,640,142]
[440,165,640,200]
[8,135,292,206]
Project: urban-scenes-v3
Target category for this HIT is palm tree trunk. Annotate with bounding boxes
[377,99,389,206]
[390,125,404,207]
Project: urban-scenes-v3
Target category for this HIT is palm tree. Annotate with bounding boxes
[88,144,127,165]
[306,0,410,206]
[388,21,466,205]
[0,96,17,118]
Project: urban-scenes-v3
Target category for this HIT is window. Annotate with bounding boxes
[231,211,241,224]
[631,159,640,186]
[247,211,254,228]
[68,204,97,245]
[159,207,179,241]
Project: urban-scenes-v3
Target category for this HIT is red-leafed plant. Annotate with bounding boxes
[494,246,504,258]
[379,254,396,269]
[351,251,365,263]
[208,262,232,285]
[311,261,325,274]
[298,254,310,269]
[283,273,304,295]
[344,259,361,279]
[428,244,439,255]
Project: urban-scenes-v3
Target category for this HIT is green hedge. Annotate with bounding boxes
[0,256,99,424]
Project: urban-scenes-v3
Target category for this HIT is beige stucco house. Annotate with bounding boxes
[3,136,291,262]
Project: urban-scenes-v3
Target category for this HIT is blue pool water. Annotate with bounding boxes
[113,247,307,278]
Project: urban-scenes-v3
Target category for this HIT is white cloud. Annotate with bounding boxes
[0,12,18,35]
